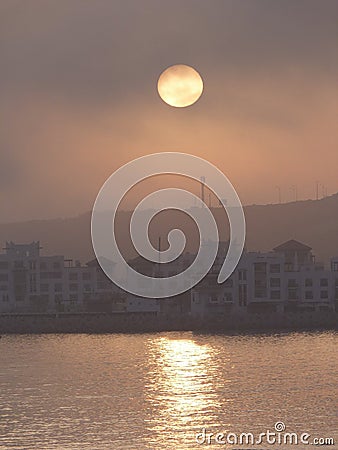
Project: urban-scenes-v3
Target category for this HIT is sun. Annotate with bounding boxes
[157,64,204,107]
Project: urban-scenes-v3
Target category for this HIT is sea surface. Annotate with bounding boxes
[0,331,336,449]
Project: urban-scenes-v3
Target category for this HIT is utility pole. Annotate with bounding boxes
[321,184,327,198]
[276,186,281,204]
[291,185,298,202]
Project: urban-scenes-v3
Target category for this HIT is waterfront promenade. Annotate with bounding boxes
[0,310,336,334]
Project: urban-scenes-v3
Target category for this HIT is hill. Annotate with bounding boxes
[0,193,337,264]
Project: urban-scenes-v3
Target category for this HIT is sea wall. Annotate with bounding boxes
[0,311,336,334]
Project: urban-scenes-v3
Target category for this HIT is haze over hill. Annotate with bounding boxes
[0,193,337,265]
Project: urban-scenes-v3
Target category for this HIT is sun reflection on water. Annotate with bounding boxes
[145,335,224,447]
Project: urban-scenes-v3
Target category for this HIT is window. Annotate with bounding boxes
[238,270,247,281]
[243,284,247,305]
[320,290,328,299]
[84,284,91,292]
[288,279,297,288]
[54,283,62,292]
[40,284,49,292]
[305,278,313,287]
[14,261,24,269]
[288,290,298,300]
[0,274,8,282]
[29,261,36,270]
[255,262,267,273]
[82,272,91,280]
[69,272,78,281]
[285,263,293,272]
[29,274,37,293]
[270,278,280,288]
[239,284,247,305]
[69,284,78,291]
[53,262,61,269]
[305,291,313,300]
[224,292,233,302]
[2,294,9,302]
[254,289,266,299]
[40,272,62,280]
[69,294,78,302]
[209,294,218,303]
[270,290,280,300]
[320,278,328,287]
[270,264,280,273]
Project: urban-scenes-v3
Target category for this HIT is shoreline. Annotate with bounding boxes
[0,311,336,334]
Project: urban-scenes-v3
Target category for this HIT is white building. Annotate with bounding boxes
[0,240,336,317]
[0,242,122,313]
[126,295,160,313]
[331,257,338,310]
[191,240,336,318]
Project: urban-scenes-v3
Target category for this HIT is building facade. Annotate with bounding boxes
[0,240,336,316]
[191,240,336,318]
[0,242,122,313]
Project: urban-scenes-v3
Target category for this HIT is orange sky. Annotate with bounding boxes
[0,0,337,222]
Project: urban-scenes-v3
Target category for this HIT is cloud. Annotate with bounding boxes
[0,0,337,104]
[0,0,337,222]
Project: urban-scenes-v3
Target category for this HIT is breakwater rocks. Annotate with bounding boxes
[0,311,337,334]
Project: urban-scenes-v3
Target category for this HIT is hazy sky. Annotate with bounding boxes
[0,0,337,222]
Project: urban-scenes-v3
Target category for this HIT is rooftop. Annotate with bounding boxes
[273,239,312,253]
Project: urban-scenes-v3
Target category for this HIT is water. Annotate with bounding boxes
[0,332,336,449]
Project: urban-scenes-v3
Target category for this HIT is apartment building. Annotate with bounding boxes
[0,242,121,313]
[0,239,336,316]
[191,240,336,318]
[331,257,338,311]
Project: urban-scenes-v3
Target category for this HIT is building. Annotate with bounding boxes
[126,295,160,313]
[273,240,332,312]
[191,240,336,318]
[0,239,336,317]
[331,257,338,312]
[0,242,122,313]
[126,252,195,314]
